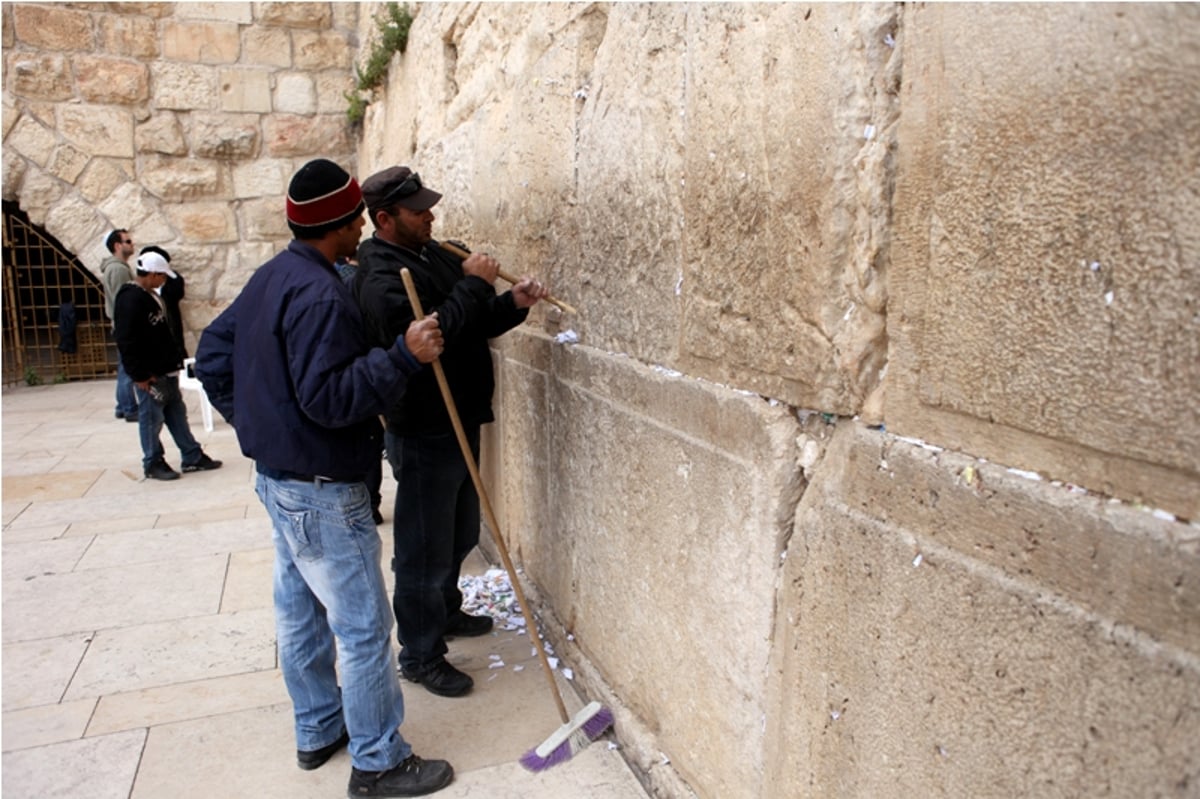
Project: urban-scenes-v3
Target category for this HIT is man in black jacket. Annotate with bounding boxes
[113,250,221,481]
[353,166,549,697]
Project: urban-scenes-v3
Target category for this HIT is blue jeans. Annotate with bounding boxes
[115,357,138,417]
[386,428,481,671]
[134,374,202,471]
[256,473,410,772]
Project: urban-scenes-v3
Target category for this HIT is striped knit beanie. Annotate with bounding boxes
[286,159,365,234]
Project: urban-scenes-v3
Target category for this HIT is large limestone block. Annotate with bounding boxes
[165,202,238,243]
[255,2,332,30]
[494,334,804,798]
[264,114,351,157]
[231,158,290,199]
[74,56,150,105]
[173,2,253,24]
[2,149,26,202]
[273,72,316,114]
[161,20,241,64]
[239,196,291,240]
[135,113,188,156]
[293,29,352,70]
[96,13,160,59]
[187,112,260,159]
[888,5,1200,519]
[47,144,89,184]
[766,424,1200,798]
[218,67,272,113]
[140,155,224,202]
[7,52,73,101]
[152,63,217,111]
[75,158,133,204]
[242,26,291,68]
[678,4,895,414]
[11,4,93,51]
[6,115,57,167]
[17,168,65,228]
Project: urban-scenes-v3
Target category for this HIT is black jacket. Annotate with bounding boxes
[113,282,184,382]
[353,236,528,436]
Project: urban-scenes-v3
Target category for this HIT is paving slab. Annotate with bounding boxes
[1,380,650,799]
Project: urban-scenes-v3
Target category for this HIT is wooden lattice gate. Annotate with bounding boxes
[2,201,117,386]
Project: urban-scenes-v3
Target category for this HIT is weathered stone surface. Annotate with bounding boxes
[75,158,133,204]
[214,239,276,303]
[135,113,188,156]
[887,4,1200,519]
[273,72,316,114]
[96,14,159,59]
[2,5,13,49]
[57,105,134,159]
[242,26,291,68]
[47,144,90,184]
[330,2,357,31]
[187,113,260,159]
[255,2,331,30]
[7,52,73,101]
[75,56,150,105]
[173,2,253,24]
[151,63,217,111]
[231,158,290,200]
[18,168,66,228]
[139,155,223,202]
[165,202,237,242]
[131,213,178,251]
[218,67,272,113]
[314,71,353,114]
[101,4,173,19]
[766,424,1200,799]
[161,20,241,64]
[292,29,352,70]
[99,181,158,229]
[239,196,291,240]
[2,149,28,202]
[263,114,351,157]
[1,95,16,140]
[12,4,93,51]
[44,193,109,261]
[6,115,58,167]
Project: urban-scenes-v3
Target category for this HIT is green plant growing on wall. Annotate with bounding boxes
[346,3,413,125]
[24,366,42,386]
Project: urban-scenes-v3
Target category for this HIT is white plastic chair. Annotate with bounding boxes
[179,357,214,432]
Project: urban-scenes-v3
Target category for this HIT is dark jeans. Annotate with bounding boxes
[386,427,480,671]
[135,374,202,471]
[115,357,138,417]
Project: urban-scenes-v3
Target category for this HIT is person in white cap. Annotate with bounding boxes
[113,250,222,481]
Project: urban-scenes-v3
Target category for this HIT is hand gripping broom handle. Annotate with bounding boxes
[438,241,578,315]
[400,268,571,724]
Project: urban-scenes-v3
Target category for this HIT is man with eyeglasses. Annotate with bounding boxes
[351,166,549,699]
[100,229,138,422]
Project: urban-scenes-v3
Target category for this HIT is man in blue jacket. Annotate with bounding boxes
[195,159,453,798]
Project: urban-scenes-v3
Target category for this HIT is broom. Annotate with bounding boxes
[438,241,578,315]
[399,268,612,771]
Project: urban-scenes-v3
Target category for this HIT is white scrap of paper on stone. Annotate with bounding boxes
[562,667,574,681]
[912,553,923,568]
[489,660,506,669]
[555,329,579,344]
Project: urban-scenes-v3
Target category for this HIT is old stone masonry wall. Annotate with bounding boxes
[2,1,359,351]
[356,4,1200,798]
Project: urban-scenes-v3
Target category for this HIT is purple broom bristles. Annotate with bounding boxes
[520,703,615,772]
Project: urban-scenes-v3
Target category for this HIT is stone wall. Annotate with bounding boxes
[357,3,1199,798]
[2,1,359,352]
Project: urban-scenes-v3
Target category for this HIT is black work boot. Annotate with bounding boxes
[145,460,181,481]
[348,754,453,797]
[399,660,473,697]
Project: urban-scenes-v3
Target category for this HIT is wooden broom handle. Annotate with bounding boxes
[438,241,578,315]
[400,268,571,723]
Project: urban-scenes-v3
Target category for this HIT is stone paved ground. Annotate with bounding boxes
[2,379,646,799]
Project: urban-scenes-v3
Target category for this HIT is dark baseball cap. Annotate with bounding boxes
[361,166,442,214]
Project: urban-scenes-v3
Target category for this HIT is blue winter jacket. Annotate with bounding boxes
[195,240,423,480]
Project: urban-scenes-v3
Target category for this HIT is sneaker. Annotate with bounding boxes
[298,729,349,771]
[348,754,453,797]
[445,612,493,639]
[400,660,473,697]
[182,453,223,473]
[145,460,180,481]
